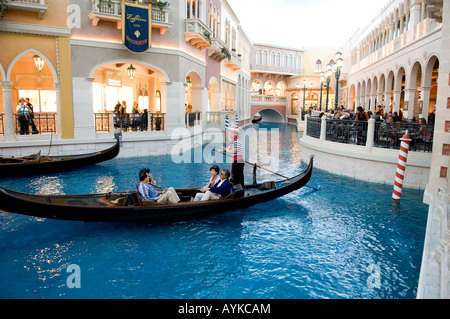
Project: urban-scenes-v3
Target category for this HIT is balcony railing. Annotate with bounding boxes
[251,94,287,104]
[208,37,227,62]
[206,111,236,128]
[225,51,242,71]
[95,112,166,133]
[89,0,173,34]
[14,113,56,135]
[185,18,212,50]
[185,111,201,128]
[5,0,48,19]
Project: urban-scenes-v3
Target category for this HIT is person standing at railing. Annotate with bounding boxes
[354,106,369,121]
[25,98,39,134]
[16,98,32,135]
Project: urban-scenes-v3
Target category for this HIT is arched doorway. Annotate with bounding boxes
[91,62,168,132]
[423,56,439,122]
[9,50,58,136]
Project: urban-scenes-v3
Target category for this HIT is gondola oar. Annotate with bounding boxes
[213,148,319,191]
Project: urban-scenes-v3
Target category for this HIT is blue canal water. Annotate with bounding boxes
[0,124,428,299]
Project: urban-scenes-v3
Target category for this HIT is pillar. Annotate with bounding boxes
[384,91,391,115]
[404,88,417,120]
[409,0,422,40]
[1,81,15,140]
[162,81,186,134]
[54,82,62,138]
[420,86,431,120]
[72,77,96,139]
[393,90,402,114]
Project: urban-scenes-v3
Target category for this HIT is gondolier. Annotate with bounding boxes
[220,127,244,186]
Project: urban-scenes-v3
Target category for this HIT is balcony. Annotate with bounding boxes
[208,37,227,62]
[225,50,242,71]
[251,95,287,105]
[5,0,48,19]
[88,0,173,34]
[184,18,212,50]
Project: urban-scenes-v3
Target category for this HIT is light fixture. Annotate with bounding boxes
[185,76,192,88]
[127,64,136,80]
[335,51,343,60]
[33,55,44,72]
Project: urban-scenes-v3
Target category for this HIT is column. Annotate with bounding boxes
[404,88,417,120]
[384,91,391,114]
[377,91,384,109]
[54,82,62,138]
[370,94,377,112]
[420,86,431,120]
[393,90,402,113]
[409,1,422,40]
[162,81,186,134]
[1,81,15,140]
[72,77,96,139]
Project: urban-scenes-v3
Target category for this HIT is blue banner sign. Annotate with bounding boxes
[122,2,152,53]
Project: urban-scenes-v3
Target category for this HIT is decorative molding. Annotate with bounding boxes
[0,21,71,37]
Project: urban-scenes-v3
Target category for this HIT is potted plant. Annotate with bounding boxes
[97,0,112,10]
[220,47,231,61]
[150,1,170,11]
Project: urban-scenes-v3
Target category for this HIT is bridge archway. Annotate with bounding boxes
[255,108,284,123]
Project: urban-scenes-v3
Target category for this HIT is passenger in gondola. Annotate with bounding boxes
[138,168,180,204]
[190,165,221,201]
[194,169,233,201]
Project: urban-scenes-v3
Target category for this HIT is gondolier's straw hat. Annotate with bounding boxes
[229,127,239,133]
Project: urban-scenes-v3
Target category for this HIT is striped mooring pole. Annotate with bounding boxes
[392,132,412,203]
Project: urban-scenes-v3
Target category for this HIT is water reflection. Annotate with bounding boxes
[94,175,116,194]
[28,176,65,195]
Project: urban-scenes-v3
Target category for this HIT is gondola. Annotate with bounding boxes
[0,156,314,223]
[252,113,262,124]
[0,138,120,177]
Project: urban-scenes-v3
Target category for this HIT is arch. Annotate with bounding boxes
[251,79,263,94]
[89,59,170,82]
[349,84,356,111]
[264,81,275,96]
[7,48,58,83]
[185,69,203,87]
[257,108,284,123]
[0,62,5,82]
[275,81,286,96]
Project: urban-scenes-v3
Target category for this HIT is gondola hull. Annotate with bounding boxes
[0,157,313,223]
[0,140,120,177]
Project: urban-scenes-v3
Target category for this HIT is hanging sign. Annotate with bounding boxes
[122,2,152,53]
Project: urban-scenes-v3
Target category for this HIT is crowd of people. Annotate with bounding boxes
[113,100,149,131]
[313,104,435,126]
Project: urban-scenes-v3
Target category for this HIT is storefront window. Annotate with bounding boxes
[18,89,56,112]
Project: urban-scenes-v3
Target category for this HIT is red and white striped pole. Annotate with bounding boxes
[392,132,412,203]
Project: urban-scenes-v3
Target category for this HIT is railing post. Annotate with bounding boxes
[366,118,375,149]
[320,116,327,140]
[304,114,309,134]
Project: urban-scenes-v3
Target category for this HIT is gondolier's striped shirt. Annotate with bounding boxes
[231,137,243,162]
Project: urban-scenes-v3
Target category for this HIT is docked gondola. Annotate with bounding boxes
[0,156,314,223]
[252,113,262,124]
[0,138,120,177]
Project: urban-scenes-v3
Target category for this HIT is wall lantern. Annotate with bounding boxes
[33,55,44,72]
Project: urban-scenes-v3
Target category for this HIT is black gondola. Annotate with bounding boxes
[0,156,314,223]
[0,138,120,177]
[252,113,262,124]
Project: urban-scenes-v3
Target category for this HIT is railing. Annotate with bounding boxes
[185,111,201,128]
[0,113,4,136]
[251,95,287,104]
[375,122,434,152]
[96,112,166,133]
[206,111,236,127]
[14,113,56,135]
[305,117,321,139]
[306,116,434,153]
[90,0,171,29]
[326,119,368,146]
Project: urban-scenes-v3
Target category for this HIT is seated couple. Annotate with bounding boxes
[193,167,233,202]
[138,168,180,204]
